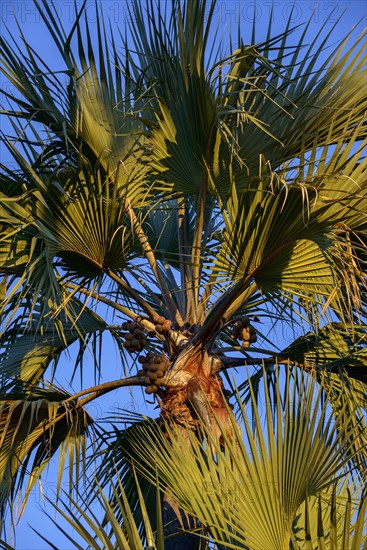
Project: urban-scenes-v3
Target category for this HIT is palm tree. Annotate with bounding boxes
[0,0,366,547]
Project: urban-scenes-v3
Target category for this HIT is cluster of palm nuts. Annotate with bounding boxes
[149,315,172,336]
[231,315,257,348]
[137,352,170,394]
[121,320,147,353]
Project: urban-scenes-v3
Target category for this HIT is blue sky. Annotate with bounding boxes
[1,0,367,548]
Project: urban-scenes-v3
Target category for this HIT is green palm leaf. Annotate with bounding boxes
[291,483,367,549]
[0,0,148,197]
[0,386,94,529]
[0,296,106,385]
[90,414,163,540]
[281,323,367,377]
[211,146,366,327]
[125,368,366,549]
[33,473,165,550]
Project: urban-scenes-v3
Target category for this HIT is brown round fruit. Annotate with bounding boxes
[148,363,160,372]
[240,328,250,341]
[162,320,171,331]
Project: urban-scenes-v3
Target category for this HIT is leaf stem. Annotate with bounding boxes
[62,281,138,319]
[126,202,184,325]
[190,178,207,324]
[215,355,313,372]
[71,375,145,407]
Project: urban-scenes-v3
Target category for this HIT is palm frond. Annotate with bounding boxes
[0,295,106,386]
[0,385,94,529]
[33,471,165,550]
[211,143,366,328]
[125,367,366,549]
[1,0,148,198]
[291,483,367,549]
[281,323,367,380]
[90,414,160,540]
